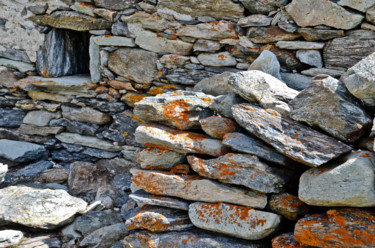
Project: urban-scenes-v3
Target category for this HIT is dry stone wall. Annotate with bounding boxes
[0,0,375,247]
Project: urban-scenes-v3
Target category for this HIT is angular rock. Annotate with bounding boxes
[338,0,375,12]
[0,186,87,229]
[66,121,100,136]
[122,11,180,32]
[177,21,237,40]
[157,0,244,21]
[160,54,190,69]
[73,211,122,236]
[240,0,289,14]
[324,30,375,69]
[249,50,281,80]
[14,160,53,178]
[71,2,95,16]
[0,67,19,88]
[0,139,46,163]
[28,11,112,31]
[297,28,345,41]
[0,58,35,73]
[238,15,273,27]
[188,153,288,194]
[276,41,325,50]
[93,0,137,10]
[125,205,193,232]
[0,164,7,184]
[89,36,100,83]
[223,132,292,166]
[209,93,246,119]
[299,150,375,207]
[56,133,122,152]
[193,72,233,96]
[93,36,136,47]
[136,148,185,170]
[131,169,267,208]
[286,0,364,30]
[130,191,190,210]
[0,109,25,128]
[40,168,68,184]
[294,208,375,248]
[23,110,59,127]
[80,223,127,248]
[197,52,237,67]
[62,106,111,125]
[296,50,323,68]
[341,52,375,107]
[280,73,312,91]
[135,124,227,156]
[272,233,302,248]
[108,48,158,85]
[367,5,375,24]
[27,91,70,103]
[0,230,23,248]
[229,70,298,115]
[301,67,345,78]
[232,104,352,167]
[189,202,281,240]
[200,116,240,139]
[193,40,223,53]
[165,68,215,86]
[134,91,214,130]
[246,26,300,44]
[290,75,371,142]
[269,193,309,221]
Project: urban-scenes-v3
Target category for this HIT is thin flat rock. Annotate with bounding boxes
[130,191,190,210]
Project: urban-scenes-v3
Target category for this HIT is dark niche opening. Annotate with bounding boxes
[36,28,90,78]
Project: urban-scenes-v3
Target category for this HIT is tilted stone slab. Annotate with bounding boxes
[130,169,267,208]
[56,133,123,152]
[130,191,190,210]
[200,116,240,139]
[136,148,185,170]
[232,104,352,167]
[62,106,111,125]
[0,139,46,162]
[239,0,289,14]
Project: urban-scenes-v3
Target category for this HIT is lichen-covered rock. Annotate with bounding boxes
[130,191,190,210]
[197,52,237,67]
[200,117,240,139]
[177,21,237,40]
[93,0,137,10]
[289,75,372,143]
[246,26,301,44]
[136,148,185,170]
[232,104,352,167]
[130,169,267,208]
[294,208,375,248]
[0,186,87,229]
[121,11,181,32]
[269,193,309,221]
[272,233,302,248]
[135,124,228,156]
[134,91,214,130]
[299,150,375,207]
[0,139,46,162]
[187,154,288,193]
[189,202,281,240]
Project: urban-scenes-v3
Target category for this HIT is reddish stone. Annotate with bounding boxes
[269,193,308,221]
[200,116,241,139]
[272,233,302,248]
[169,164,192,174]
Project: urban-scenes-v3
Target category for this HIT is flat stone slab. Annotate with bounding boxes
[269,193,309,221]
[177,21,237,40]
[272,233,301,248]
[0,58,35,73]
[130,169,267,208]
[130,191,190,210]
[232,104,352,167]
[136,148,185,170]
[0,139,46,162]
[200,116,240,139]
[62,106,111,125]
[0,186,87,229]
[189,202,281,240]
[0,109,25,128]
[56,133,123,152]
[93,36,136,47]
[275,41,325,50]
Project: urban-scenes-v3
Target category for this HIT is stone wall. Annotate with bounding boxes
[0,0,375,247]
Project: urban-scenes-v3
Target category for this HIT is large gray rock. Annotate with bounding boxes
[232,104,352,167]
[0,109,25,128]
[341,52,375,107]
[209,93,246,119]
[187,154,287,193]
[0,186,87,229]
[62,106,111,125]
[0,139,46,162]
[130,191,190,210]
[229,70,298,115]
[108,48,158,85]
[280,72,312,91]
[197,52,237,67]
[337,0,375,12]
[286,0,364,30]
[14,161,53,178]
[23,110,59,127]
[0,58,35,73]
[131,169,267,208]
[249,50,281,80]
[80,223,127,248]
[193,72,234,96]
[0,230,23,248]
[134,91,214,130]
[289,75,372,143]
[240,0,289,14]
[135,124,228,156]
[296,50,323,68]
[0,164,7,184]
[189,202,281,240]
[177,21,237,40]
[299,150,375,207]
[136,148,185,170]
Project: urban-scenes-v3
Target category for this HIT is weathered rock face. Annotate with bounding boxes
[189,202,281,240]
[177,21,237,40]
[0,139,46,162]
[229,70,298,115]
[246,26,301,43]
[272,233,302,248]
[193,72,234,96]
[200,117,240,139]
[136,148,185,170]
[269,193,309,221]
[341,52,375,107]
[249,50,281,80]
[134,91,214,130]
[130,191,190,210]
[80,223,127,248]
[286,0,364,30]
[294,208,375,248]
[337,0,375,13]
[0,109,25,128]
[93,0,137,10]
[130,169,267,208]
[62,106,111,125]
[108,48,158,85]
[232,104,352,167]
[187,154,287,193]
[209,93,246,119]
[297,28,345,41]
[299,150,375,207]
[23,110,59,127]
[197,52,237,67]
[0,186,87,229]
[240,0,289,14]
[289,75,372,143]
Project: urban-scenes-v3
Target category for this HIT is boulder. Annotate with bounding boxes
[200,116,240,139]
[136,148,185,170]
[0,139,46,162]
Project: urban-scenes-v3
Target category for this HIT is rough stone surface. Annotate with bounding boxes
[297,28,345,41]
[134,91,214,130]
[193,72,233,96]
[130,191,190,210]
[197,52,237,67]
[177,21,237,40]
[23,110,58,127]
[249,50,281,80]
[0,139,46,163]
[240,0,288,14]
[56,133,122,152]
[337,0,375,12]
[0,186,87,229]
[269,193,309,221]
[296,50,323,68]
[209,93,246,119]
[93,0,137,10]
[0,58,35,73]
[0,164,7,184]
[80,223,127,248]
[229,70,298,115]
[232,104,352,167]
[136,148,185,170]
[0,109,25,128]
[246,26,301,43]
[299,150,375,207]
[14,160,53,178]
[200,116,240,139]
[294,208,375,248]
[62,106,111,125]
[272,233,302,248]
[189,202,281,240]
[280,72,312,91]
[289,75,372,143]
[131,169,267,208]
[73,211,122,236]
[238,15,273,27]
[276,41,325,50]
[0,230,23,248]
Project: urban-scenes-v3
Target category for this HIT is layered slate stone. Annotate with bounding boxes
[62,106,111,125]
[125,205,193,232]
[136,148,185,170]
[197,52,237,67]
[135,124,228,156]
[0,139,46,162]
[187,154,287,193]
[80,223,126,248]
[56,133,123,152]
[130,191,190,210]
[0,109,25,128]
[28,11,112,31]
[294,208,375,248]
[229,70,298,115]
[134,91,214,130]
[93,0,137,11]
[269,193,309,221]
[337,0,375,12]
[232,104,352,167]
[299,150,375,207]
[0,186,87,229]
[238,15,273,27]
[272,233,302,248]
[240,0,289,14]
[131,169,267,208]
[286,0,364,30]
[121,11,181,32]
[209,93,246,119]
[123,230,267,248]
[289,75,372,143]
[341,52,375,107]
[193,72,234,96]
[23,110,59,127]
[108,48,158,85]
[246,26,301,44]
[189,202,281,240]
[157,0,244,21]
[200,117,240,139]
[223,132,292,166]
[177,21,237,40]
[297,28,344,41]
